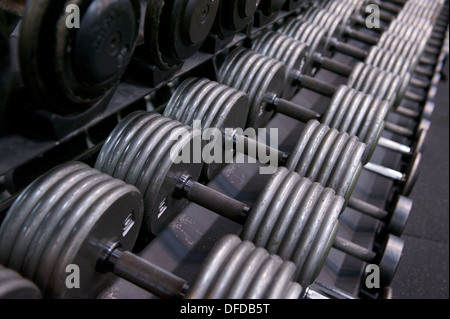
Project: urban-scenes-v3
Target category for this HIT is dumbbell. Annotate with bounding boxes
[0,265,42,299]
[142,0,219,70]
[0,162,304,298]
[218,47,426,163]
[280,21,420,106]
[281,13,435,88]
[251,29,429,127]
[277,20,429,107]
[95,112,404,288]
[163,78,413,235]
[282,9,441,81]
[251,29,406,103]
[18,0,140,115]
[332,233,404,287]
[163,74,375,173]
[364,147,422,197]
[347,194,413,237]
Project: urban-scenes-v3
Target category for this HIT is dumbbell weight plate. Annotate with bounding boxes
[400,151,421,196]
[241,167,344,287]
[95,112,203,235]
[322,85,389,162]
[251,30,309,99]
[285,120,366,201]
[0,162,143,298]
[144,0,218,70]
[385,195,413,237]
[19,0,140,114]
[212,0,259,40]
[219,48,286,128]
[258,0,286,16]
[0,265,42,299]
[163,77,249,180]
[186,234,302,299]
[377,234,404,287]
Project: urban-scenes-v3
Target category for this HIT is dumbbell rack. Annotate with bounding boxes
[0,0,448,299]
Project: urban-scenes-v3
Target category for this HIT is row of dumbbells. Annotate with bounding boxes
[0,0,313,118]
[0,0,448,298]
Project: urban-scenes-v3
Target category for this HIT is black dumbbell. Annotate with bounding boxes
[211,0,259,40]
[0,162,304,299]
[0,265,42,299]
[18,0,140,115]
[142,0,219,70]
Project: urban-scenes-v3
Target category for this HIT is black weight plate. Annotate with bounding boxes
[54,0,140,104]
[213,0,258,39]
[18,0,139,114]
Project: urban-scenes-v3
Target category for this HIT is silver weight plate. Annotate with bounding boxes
[219,48,286,128]
[95,112,203,235]
[186,234,302,299]
[164,77,249,180]
[0,265,42,299]
[0,162,143,298]
[241,167,344,287]
[252,31,310,99]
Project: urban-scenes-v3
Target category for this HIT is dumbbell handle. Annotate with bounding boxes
[226,130,289,166]
[377,136,412,156]
[104,243,188,299]
[311,52,353,77]
[291,71,336,97]
[384,121,414,137]
[367,0,403,14]
[264,92,321,123]
[348,197,389,220]
[332,236,377,263]
[364,162,405,182]
[177,175,249,224]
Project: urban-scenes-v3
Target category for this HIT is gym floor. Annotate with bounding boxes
[390,58,449,299]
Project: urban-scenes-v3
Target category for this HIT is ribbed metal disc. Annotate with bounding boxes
[386,195,413,237]
[400,151,422,196]
[0,162,143,298]
[279,20,326,74]
[323,85,388,162]
[0,265,42,299]
[347,62,401,109]
[252,30,310,99]
[378,234,404,287]
[186,234,302,299]
[95,112,203,235]
[241,167,344,287]
[164,77,249,180]
[219,48,286,128]
[286,120,365,200]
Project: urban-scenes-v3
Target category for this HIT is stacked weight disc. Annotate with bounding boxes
[0,0,448,300]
